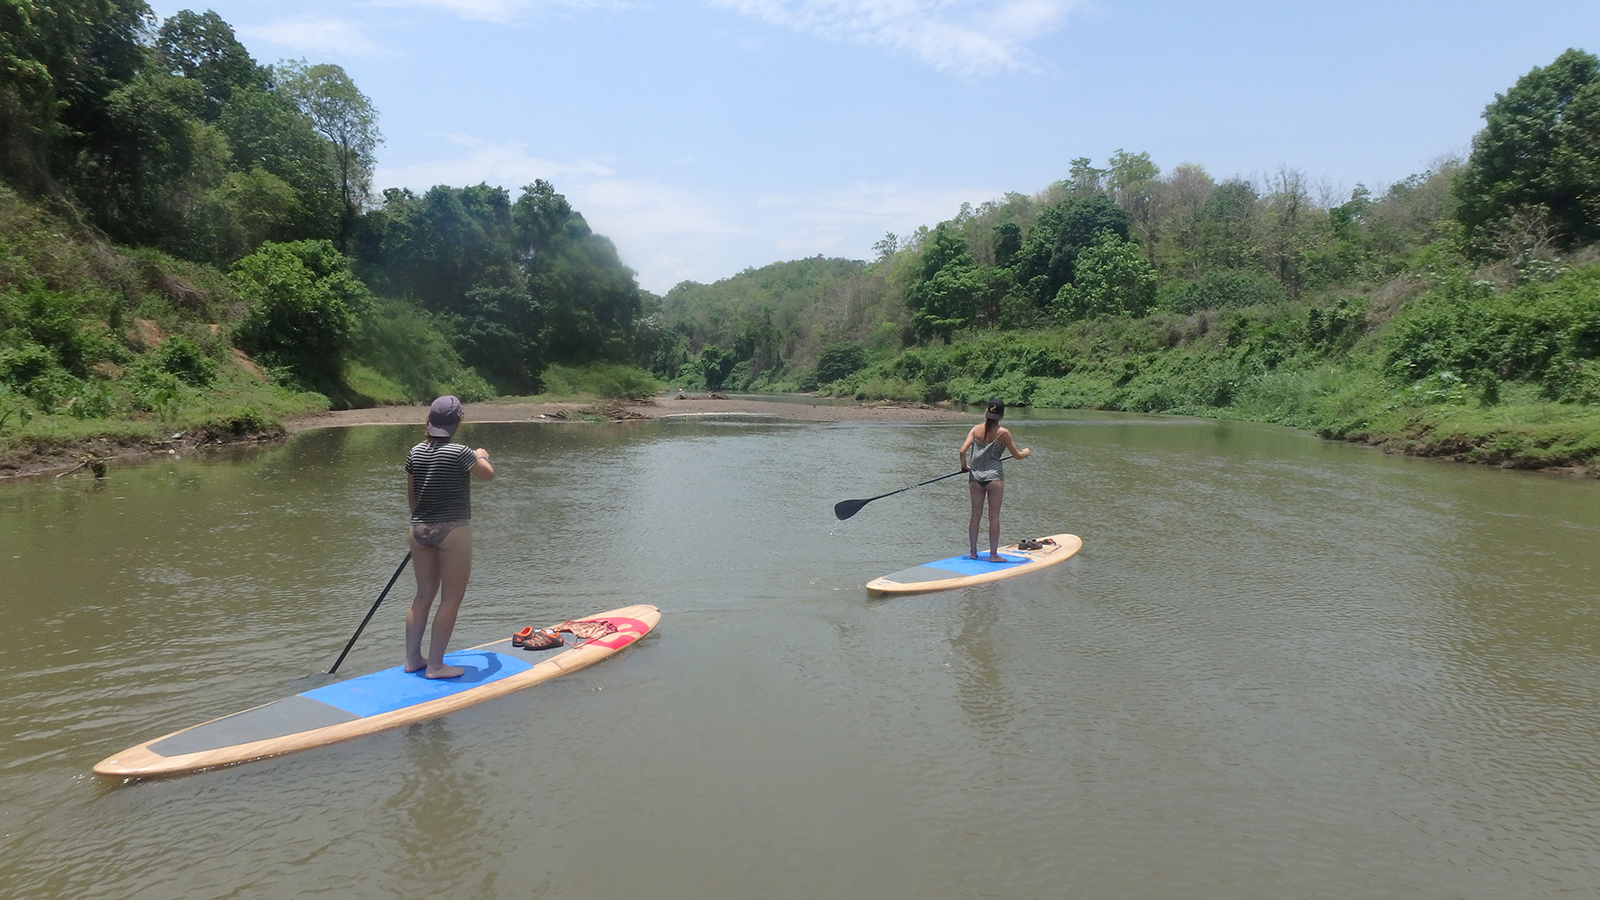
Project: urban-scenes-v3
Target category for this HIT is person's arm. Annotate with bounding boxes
[958,427,977,471]
[470,448,494,480]
[406,472,417,513]
[998,428,1031,460]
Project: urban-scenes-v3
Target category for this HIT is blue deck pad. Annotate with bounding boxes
[922,552,1028,576]
[301,650,534,718]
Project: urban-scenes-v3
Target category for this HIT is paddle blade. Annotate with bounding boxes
[834,498,872,520]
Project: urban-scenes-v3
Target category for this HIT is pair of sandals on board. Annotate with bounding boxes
[1015,537,1057,551]
[511,618,621,652]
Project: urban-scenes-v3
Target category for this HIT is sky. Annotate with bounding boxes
[149,0,1600,294]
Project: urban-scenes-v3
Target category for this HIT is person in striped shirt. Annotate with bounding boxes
[404,396,495,679]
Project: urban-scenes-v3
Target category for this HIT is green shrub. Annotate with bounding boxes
[231,241,371,390]
[540,363,661,399]
[1158,270,1288,314]
[350,296,481,401]
[145,335,217,386]
[816,341,868,384]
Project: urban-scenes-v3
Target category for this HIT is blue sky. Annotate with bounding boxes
[149,1,1600,294]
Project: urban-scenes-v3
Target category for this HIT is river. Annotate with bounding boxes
[2,410,1599,899]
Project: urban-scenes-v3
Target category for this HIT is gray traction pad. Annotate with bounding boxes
[149,695,359,757]
[880,565,963,584]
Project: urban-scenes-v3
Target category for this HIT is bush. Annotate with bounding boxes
[1158,270,1288,314]
[539,363,660,399]
[1382,264,1600,398]
[231,241,371,390]
[350,296,481,401]
[816,341,868,384]
[144,335,217,386]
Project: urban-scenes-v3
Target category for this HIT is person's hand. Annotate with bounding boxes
[475,448,489,459]
[1017,448,1031,459]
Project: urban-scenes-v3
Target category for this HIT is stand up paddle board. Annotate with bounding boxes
[866,534,1081,595]
[94,604,659,779]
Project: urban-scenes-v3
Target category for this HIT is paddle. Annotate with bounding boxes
[834,456,1011,521]
[328,552,411,674]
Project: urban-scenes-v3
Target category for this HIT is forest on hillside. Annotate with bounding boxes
[1,0,649,448]
[4,1,1600,470]
[646,49,1600,467]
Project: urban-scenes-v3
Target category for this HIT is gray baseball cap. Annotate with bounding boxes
[426,395,462,437]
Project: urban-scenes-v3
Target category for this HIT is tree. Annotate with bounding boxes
[1,0,152,196]
[906,223,984,343]
[154,10,264,122]
[1107,149,1161,250]
[1053,231,1158,322]
[1010,194,1132,306]
[231,240,372,390]
[1068,157,1106,196]
[1197,179,1260,271]
[277,61,380,252]
[1455,49,1600,253]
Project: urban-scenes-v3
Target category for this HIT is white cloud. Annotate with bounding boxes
[372,136,994,292]
[710,0,1081,74]
[373,0,633,25]
[374,137,745,291]
[375,136,615,190]
[241,16,387,58]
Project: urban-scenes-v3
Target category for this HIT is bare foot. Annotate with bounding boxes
[405,659,427,674]
[424,663,465,679]
[966,553,980,560]
[988,555,1005,562]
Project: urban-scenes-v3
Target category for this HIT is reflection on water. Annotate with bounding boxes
[2,413,1600,899]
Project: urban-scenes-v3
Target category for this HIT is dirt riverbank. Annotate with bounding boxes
[284,395,973,431]
[0,396,973,481]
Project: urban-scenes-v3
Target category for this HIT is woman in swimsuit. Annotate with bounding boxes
[404,396,495,679]
[959,399,1030,562]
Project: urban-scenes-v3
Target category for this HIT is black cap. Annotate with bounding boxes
[984,399,1005,421]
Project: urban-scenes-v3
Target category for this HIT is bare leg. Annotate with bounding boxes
[423,525,472,679]
[968,480,985,559]
[405,530,441,673]
[984,480,1005,560]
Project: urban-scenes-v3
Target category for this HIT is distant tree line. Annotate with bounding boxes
[652,48,1600,401]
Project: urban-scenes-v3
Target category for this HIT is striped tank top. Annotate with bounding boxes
[967,432,1005,483]
[405,440,478,523]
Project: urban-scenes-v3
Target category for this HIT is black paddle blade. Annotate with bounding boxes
[834,498,872,520]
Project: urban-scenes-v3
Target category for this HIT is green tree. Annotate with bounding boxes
[1053,230,1158,321]
[1,0,152,196]
[1455,49,1600,253]
[1196,179,1260,271]
[516,180,642,367]
[906,223,984,342]
[231,239,371,390]
[277,60,380,252]
[1010,194,1132,306]
[153,10,264,122]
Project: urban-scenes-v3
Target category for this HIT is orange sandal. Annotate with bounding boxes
[519,629,563,651]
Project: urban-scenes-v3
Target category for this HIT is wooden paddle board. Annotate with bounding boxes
[866,533,1082,595]
[94,604,659,779]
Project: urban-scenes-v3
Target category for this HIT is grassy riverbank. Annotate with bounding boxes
[824,261,1600,475]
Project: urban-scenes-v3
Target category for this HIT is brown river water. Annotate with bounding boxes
[2,411,1599,899]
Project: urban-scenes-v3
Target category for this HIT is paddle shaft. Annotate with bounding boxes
[834,455,1012,520]
[329,552,411,674]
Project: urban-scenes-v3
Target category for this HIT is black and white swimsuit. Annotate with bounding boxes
[968,434,1005,484]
